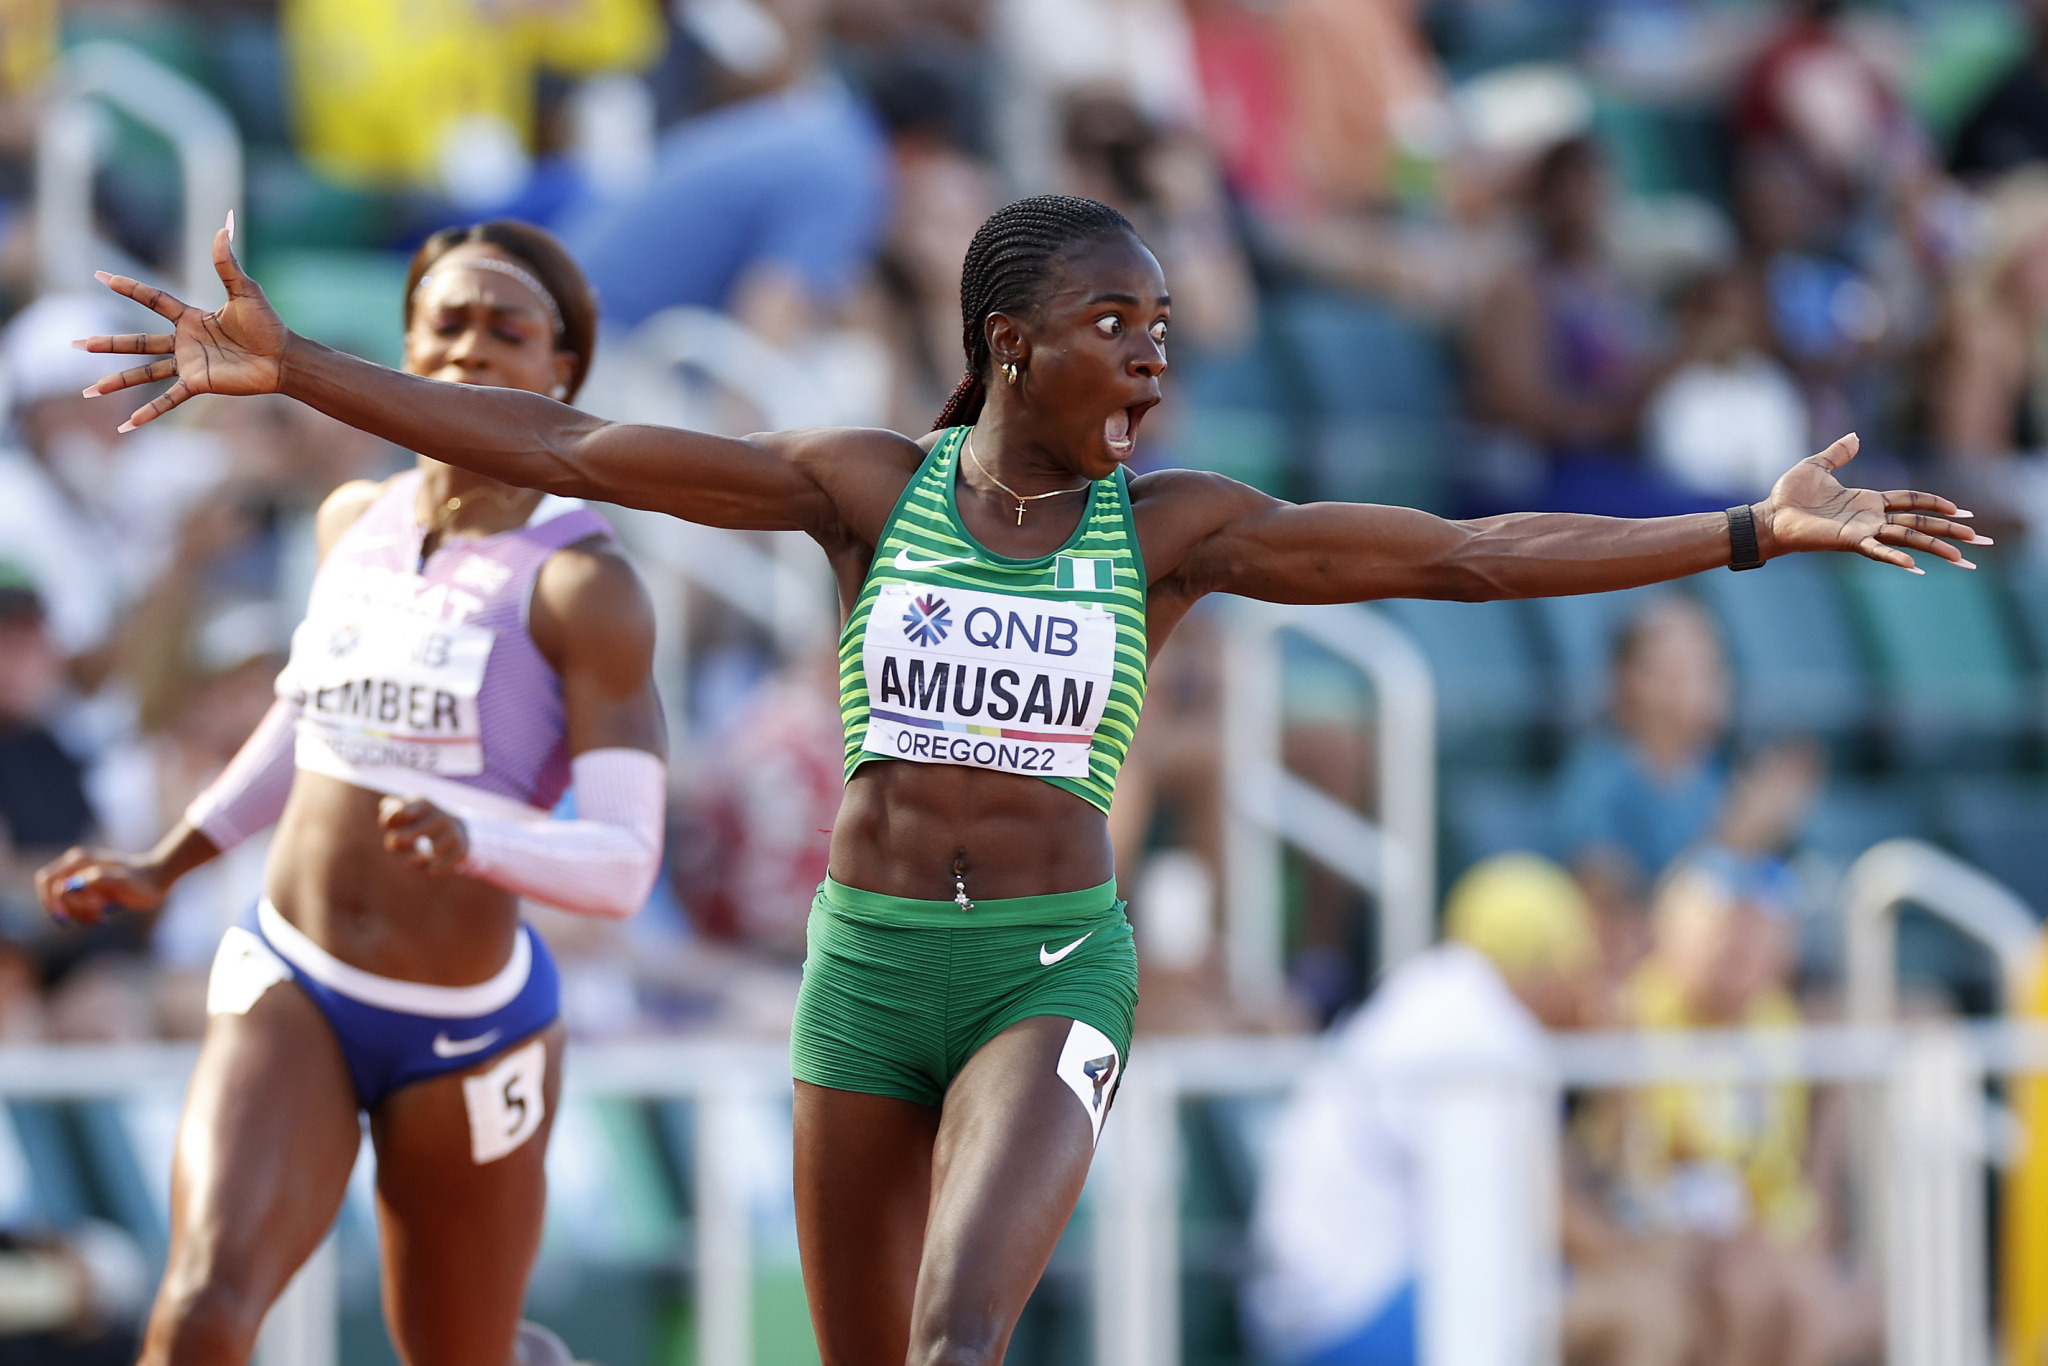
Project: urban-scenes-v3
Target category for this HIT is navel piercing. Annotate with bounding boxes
[953,855,974,912]
[1002,362,1018,385]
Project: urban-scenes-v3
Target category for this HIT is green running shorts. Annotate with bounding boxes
[790,876,1138,1111]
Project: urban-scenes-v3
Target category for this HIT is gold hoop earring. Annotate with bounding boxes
[1003,363,1019,385]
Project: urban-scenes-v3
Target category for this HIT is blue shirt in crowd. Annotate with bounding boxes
[1552,730,1726,886]
[564,82,892,331]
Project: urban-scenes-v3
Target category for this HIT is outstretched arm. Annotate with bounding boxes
[1155,435,1986,604]
[78,221,842,532]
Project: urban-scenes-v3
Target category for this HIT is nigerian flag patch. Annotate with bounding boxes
[1055,555,1115,591]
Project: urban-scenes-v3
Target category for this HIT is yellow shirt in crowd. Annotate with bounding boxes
[284,0,665,190]
[1623,962,1821,1244]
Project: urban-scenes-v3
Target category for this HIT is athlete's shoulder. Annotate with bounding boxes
[757,425,928,548]
[531,537,655,670]
[1127,468,1285,589]
[313,477,393,559]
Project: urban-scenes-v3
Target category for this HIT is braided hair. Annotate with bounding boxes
[933,195,1139,431]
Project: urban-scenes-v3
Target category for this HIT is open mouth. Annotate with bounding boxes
[1105,403,1150,458]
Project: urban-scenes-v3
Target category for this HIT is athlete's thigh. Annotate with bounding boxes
[144,981,360,1365]
[793,1081,942,1366]
[368,1022,565,1366]
[909,1014,1099,1364]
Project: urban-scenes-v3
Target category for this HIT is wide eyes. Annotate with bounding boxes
[1093,315,1170,345]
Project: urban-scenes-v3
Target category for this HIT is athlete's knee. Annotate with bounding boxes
[141,1275,267,1366]
[908,1316,1008,1366]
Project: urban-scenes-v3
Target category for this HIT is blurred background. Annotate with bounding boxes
[5,0,2048,1359]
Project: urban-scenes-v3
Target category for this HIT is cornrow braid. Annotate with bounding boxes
[932,194,1139,431]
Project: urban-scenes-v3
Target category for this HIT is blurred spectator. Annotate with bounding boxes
[1555,596,1820,969]
[1468,137,1709,518]
[1730,0,1919,200]
[1952,0,2048,183]
[867,56,1001,430]
[1272,0,1444,217]
[672,648,841,958]
[284,0,664,208]
[1928,168,2048,463]
[1248,855,1694,1366]
[564,0,892,342]
[1643,269,1810,502]
[1728,142,1889,445]
[0,295,230,687]
[1058,90,1256,351]
[1594,863,1878,1365]
[0,568,90,938]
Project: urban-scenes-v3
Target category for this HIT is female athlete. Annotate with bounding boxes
[37,220,666,1366]
[74,196,1979,1365]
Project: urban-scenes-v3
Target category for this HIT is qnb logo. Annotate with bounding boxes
[1082,1054,1116,1111]
[903,594,952,647]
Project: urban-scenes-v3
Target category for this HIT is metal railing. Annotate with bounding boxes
[37,42,243,305]
[3,1023,2041,1366]
[1220,599,1438,1006]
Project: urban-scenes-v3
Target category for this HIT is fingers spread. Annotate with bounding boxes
[1881,489,1963,518]
[118,380,192,434]
[1857,535,1923,573]
[213,222,257,297]
[95,270,189,323]
[1811,433,1861,471]
[1885,512,1989,544]
[1877,522,1972,565]
[75,333,175,357]
[87,357,177,398]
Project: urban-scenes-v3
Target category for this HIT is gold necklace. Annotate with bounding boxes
[417,483,534,570]
[965,430,1091,526]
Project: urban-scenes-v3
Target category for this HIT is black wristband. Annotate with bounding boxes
[1726,504,1763,572]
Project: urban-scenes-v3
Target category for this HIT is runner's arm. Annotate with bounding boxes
[1153,436,1984,604]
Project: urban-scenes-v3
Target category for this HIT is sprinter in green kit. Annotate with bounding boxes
[78,191,1982,1366]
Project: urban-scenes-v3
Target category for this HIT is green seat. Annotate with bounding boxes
[253,250,412,368]
[1695,553,1868,743]
[1380,597,1546,766]
[1939,777,2048,916]
[1528,584,1673,732]
[1443,770,1559,885]
[1174,407,1289,496]
[1837,551,2029,764]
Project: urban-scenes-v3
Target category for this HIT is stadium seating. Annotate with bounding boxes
[1695,552,1870,744]
[1379,597,1548,767]
[1837,552,2031,766]
[1527,584,1669,731]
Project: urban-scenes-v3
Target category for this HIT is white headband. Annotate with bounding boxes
[415,255,565,338]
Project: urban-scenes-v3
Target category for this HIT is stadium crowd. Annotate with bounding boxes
[0,0,2043,1358]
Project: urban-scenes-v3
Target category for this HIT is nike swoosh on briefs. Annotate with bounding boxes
[1040,932,1094,967]
[431,1028,503,1059]
[893,547,976,572]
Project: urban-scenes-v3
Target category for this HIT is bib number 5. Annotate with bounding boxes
[461,1037,547,1164]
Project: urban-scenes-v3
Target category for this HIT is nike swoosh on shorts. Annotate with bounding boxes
[894,547,975,572]
[1040,932,1094,967]
[432,1028,503,1059]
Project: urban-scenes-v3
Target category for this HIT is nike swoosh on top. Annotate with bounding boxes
[431,1028,503,1059]
[1040,932,1094,967]
[894,547,976,572]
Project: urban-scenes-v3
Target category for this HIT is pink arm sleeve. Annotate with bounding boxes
[183,698,300,851]
[458,748,667,920]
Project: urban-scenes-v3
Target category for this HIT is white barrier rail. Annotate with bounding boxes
[38,42,243,305]
[8,1023,2045,1365]
[1221,600,1438,1007]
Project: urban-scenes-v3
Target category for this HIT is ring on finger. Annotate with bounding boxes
[415,834,435,859]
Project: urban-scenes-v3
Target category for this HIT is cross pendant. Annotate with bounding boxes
[1014,502,1027,525]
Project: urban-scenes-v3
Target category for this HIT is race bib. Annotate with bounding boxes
[862,582,1115,780]
[282,605,495,776]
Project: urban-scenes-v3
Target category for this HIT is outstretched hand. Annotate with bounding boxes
[1759,434,1989,572]
[35,848,171,925]
[77,214,287,431]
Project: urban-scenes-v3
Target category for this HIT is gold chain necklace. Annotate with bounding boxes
[965,430,1091,526]
[417,482,535,570]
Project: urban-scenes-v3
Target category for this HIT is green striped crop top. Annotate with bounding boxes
[838,426,1149,814]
